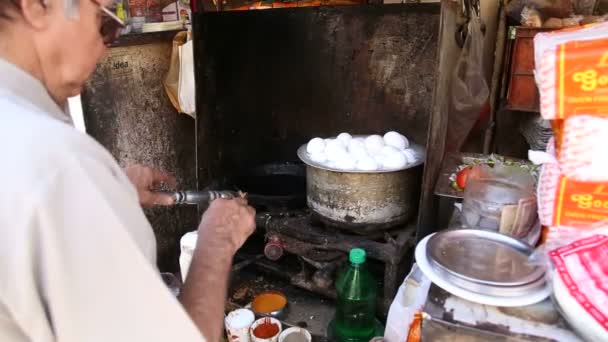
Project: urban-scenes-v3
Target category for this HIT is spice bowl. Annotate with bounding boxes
[250,317,282,342]
[279,327,312,342]
[251,291,288,319]
[225,309,255,342]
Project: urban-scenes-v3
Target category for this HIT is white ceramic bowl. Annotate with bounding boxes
[225,309,255,342]
[278,327,311,342]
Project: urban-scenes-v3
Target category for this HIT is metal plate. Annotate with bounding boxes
[426,229,545,287]
[297,136,425,174]
[430,261,547,297]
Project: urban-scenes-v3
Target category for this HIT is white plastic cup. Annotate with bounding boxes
[225,309,255,342]
[250,317,282,342]
[179,231,198,282]
[278,327,311,342]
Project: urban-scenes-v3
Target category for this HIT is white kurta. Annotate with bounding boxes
[0,59,205,342]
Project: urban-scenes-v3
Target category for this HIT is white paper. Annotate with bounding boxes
[178,39,196,119]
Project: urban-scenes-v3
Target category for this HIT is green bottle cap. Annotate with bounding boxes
[349,248,366,264]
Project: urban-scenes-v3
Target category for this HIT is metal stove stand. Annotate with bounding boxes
[252,212,417,314]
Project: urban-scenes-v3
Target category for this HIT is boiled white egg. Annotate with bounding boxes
[356,156,379,171]
[383,151,408,170]
[365,135,385,155]
[381,145,401,156]
[348,139,368,160]
[334,155,356,170]
[402,149,418,164]
[324,160,337,169]
[383,131,409,150]
[325,139,348,160]
[310,152,328,163]
[373,154,386,167]
[306,137,326,154]
[337,132,353,145]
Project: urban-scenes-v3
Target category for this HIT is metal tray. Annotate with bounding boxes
[426,229,546,288]
[430,262,547,297]
[297,136,425,173]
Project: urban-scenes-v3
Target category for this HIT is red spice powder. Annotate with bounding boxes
[253,320,279,339]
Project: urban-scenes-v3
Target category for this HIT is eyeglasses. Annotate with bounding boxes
[98,4,125,44]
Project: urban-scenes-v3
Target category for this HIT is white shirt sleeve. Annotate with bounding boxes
[3,155,206,342]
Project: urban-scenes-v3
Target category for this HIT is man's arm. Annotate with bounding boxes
[124,163,257,340]
[16,158,206,342]
[179,198,256,342]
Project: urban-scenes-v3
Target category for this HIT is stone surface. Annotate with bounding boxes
[81,35,198,272]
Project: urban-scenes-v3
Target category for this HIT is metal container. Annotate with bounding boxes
[297,143,425,232]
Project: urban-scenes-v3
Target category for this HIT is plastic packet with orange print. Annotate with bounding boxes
[532,137,608,228]
[533,23,608,183]
[533,22,608,120]
[557,115,608,182]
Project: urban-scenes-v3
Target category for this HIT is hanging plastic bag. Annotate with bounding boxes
[164,30,189,114]
[447,16,489,151]
[178,39,196,118]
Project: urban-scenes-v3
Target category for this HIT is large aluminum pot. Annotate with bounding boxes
[297,143,424,233]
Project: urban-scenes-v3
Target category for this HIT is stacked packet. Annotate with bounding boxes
[533,22,608,228]
[532,22,608,341]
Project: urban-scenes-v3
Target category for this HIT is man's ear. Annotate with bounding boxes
[19,0,52,29]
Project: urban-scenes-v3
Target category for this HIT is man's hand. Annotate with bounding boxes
[124,164,176,207]
[197,197,256,255]
[180,198,256,341]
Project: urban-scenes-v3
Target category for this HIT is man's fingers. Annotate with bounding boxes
[147,192,176,206]
[151,169,177,189]
[234,197,249,206]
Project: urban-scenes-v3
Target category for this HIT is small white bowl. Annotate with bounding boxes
[225,309,255,342]
[279,327,311,342]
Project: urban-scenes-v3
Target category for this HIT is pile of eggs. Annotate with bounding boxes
[305,132,421,171]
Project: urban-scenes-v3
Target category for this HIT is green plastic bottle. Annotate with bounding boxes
[334,248,377,342]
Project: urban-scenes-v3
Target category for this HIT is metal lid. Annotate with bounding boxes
[426,229,545,287]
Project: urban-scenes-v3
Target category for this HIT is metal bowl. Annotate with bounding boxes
[250,291,289,319]
[298,136,426,232]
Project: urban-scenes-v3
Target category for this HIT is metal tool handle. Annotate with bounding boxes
[163,190,238,205]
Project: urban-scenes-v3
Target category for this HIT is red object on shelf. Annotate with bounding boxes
[505,27,554,112]
[455,167,471,190]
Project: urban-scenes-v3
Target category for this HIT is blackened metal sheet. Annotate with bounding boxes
[194,4,440,185]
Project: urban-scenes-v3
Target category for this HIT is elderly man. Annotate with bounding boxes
[0,1,255,341]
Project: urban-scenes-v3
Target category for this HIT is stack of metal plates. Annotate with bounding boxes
[425,229,546,297]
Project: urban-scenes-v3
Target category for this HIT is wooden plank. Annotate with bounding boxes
[416,0,457,241]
